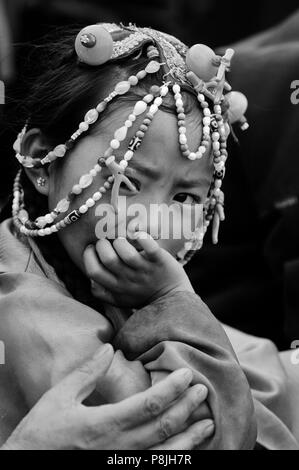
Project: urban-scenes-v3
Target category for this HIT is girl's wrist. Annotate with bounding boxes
[149,281,195,304]
[170,283,195,295]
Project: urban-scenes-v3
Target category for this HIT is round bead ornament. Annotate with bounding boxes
[226,91,248,124]
[75,24,114,66]
[186,44,219,82]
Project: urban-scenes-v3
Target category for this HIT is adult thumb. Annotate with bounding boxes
[56,344,114,403]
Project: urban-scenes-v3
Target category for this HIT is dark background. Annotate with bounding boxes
[1,0,299,350]
[1,0,298,194]
[5,0,299,48]
[1,0,298,201]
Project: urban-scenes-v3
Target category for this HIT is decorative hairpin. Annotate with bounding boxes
[75,24,114,65]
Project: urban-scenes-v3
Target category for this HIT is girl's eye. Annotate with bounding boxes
[174,193,201,205]
[120,177,141,193]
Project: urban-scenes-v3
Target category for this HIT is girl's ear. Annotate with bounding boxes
[21,128,51,196]
[224,122,231,138]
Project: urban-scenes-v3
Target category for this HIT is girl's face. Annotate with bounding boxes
[47,105,214,274]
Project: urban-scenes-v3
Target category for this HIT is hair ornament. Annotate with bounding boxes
[186,44,219,82]
[75,24,114,66]
[186,45,235,105]
[105,156,137,213]
[12,22,249,266]
[226,91,249,129]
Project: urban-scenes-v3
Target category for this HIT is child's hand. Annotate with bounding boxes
[83,232,194,308]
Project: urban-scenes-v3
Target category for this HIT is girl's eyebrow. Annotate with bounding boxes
[126,160,210,189]
[176,176,211,189]
[126,159,161,179]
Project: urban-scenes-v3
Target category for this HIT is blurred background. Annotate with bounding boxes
[1,0,299,350]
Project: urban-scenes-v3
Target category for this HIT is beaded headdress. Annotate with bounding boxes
[12,22,248,265]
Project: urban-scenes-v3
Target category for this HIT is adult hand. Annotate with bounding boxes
[1,344,214,450]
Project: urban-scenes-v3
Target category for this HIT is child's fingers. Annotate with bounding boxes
[112,238,147,269]
[83,245,119,290]
[95,239,124,276]
[134,232,162,262]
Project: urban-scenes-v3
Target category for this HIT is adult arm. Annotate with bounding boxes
[1,345,214,450]
[114,290,257,449]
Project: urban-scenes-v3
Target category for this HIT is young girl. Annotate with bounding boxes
[0,22,256,449]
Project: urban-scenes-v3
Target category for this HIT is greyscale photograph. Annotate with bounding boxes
[0,0,299,454]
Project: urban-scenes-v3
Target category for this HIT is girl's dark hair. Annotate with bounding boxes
[17,26,197,145]
[2,25,199,310]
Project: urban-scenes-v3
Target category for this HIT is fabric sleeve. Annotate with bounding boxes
[113,290,257,450]
[224,325,299,450]
[0,271,113,407]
